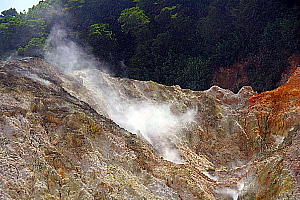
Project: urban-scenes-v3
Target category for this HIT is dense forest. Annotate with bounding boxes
[0,0,299,91]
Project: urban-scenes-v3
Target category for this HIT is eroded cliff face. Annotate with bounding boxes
[0,58,299,200]
[211,53,300,92]
[211,61,249,92]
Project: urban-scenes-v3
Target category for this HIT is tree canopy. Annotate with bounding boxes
[0,0,299,91]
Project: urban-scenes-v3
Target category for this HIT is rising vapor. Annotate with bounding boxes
[45,26,195,163]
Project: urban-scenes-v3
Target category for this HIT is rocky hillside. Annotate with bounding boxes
[0,58,299,199]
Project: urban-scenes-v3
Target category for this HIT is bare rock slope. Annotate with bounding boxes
[0,58,299,200]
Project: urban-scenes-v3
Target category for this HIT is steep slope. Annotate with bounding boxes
[0,58,299,200]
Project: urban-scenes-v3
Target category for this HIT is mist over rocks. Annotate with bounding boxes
[0,57,299,199]
[0,1,299,199]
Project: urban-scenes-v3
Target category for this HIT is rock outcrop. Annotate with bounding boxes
[211,61,249,92]
[0,58,299,199]
[211,53,300,92]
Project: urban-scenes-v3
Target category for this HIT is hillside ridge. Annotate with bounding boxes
[0,58,299,199]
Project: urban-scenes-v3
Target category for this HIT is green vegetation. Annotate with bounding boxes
[0,0,299,91]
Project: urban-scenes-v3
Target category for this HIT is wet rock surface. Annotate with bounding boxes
[0,58,299,199]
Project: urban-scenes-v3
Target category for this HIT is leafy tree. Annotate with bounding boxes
[179,57,211,90]
[0,0,298,92]
[0,13,25,57]
[260,7,300,54]
[118,6,150,34]
[17,37,46,57]
[246,52,288,92]
[0,4,48,58]
[87,23,117,59]
[1,8,18,17]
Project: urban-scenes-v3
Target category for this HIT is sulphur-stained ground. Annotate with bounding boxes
[0,58,299,200]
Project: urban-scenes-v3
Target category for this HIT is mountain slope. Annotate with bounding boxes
[0,58,299,199]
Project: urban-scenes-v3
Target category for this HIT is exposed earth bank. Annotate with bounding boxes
[0,58,299,199]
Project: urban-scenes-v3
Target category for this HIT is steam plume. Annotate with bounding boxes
[45,26,195,163]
